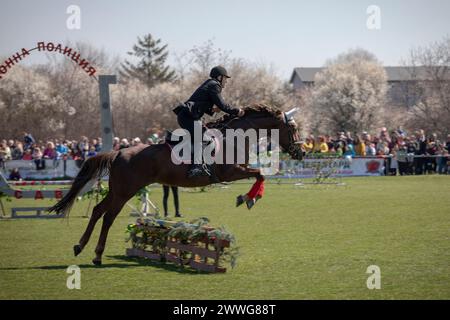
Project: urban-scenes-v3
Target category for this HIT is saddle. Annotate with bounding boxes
[164,130,216,149]
[164,130,219,158]
[164,130,220,183]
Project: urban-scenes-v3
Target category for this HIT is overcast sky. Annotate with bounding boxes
[1,0,449,80]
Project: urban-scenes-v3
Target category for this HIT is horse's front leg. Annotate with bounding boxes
[220,165,265,210]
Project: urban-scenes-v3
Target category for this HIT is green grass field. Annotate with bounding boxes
[0,176,449,300]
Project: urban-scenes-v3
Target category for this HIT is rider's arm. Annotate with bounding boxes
[208,83,240,116]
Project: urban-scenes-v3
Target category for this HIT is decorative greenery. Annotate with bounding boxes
[78,181,109,201]
[126,218,168,253]
[125,216,239,269]
[135,186,151,198]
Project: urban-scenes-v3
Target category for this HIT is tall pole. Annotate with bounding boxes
[98,75,117,152]
[79,75,118,196]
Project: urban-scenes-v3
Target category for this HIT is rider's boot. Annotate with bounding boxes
[188,134,211,178]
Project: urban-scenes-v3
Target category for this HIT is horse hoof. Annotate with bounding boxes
[236,195,244,207]
[246,199,256,210]
[92,259,102,266]
[73,245,82,257]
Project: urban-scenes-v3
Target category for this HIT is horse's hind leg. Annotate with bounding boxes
[92,197,127,266]
[74,193,111,256]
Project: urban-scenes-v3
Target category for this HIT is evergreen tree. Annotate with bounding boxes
[120,34,176,87]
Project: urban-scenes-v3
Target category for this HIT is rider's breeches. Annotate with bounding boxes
[177,110,204,164]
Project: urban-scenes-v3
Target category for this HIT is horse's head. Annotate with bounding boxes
[206,104,303,160]
[278,107,303,160]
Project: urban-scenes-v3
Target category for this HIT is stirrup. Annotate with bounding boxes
[188,164,211,177]
[201,164,211,176]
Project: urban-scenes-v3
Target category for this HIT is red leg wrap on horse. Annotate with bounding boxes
[247,179,264,199]
[257,180,265,197]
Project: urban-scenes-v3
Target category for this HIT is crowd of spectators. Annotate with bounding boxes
[301,127,450,175]
[1,127,449,176]
[0,131,163,172]
[0,133,103,165]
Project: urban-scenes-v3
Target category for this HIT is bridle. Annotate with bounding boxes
[283,116,303,160]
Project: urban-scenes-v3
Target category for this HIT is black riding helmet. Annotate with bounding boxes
[210,66,231,79]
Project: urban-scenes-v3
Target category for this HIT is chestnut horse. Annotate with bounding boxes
[48,104,302,265]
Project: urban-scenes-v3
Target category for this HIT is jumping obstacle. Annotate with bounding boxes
[11,207,63,219]
[125,218,236,273]
[0,172,70,218]
[8,180,73,186]
[128,187,160,217]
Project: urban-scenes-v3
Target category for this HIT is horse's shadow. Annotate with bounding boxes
[0,255,208,274]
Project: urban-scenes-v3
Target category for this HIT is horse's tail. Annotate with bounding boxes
[48,151,117,216]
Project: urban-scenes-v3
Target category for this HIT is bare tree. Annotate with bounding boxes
[187,39,231,82]
[404,35,450,137]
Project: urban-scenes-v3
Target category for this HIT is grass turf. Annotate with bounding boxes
[0,176,449,299]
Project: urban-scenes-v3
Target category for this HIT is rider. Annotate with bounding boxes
[173,66,245,177]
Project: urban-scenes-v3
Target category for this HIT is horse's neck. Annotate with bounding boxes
[218,116,277,133]
[215,116,279,165]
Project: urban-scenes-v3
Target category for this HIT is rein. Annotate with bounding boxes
[207,113,303,160]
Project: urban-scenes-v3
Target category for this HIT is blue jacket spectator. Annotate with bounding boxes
[344,144,356,157]
[56,142,69,159]
[23,132,35,150]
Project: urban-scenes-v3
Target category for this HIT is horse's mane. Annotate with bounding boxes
[206,103,283,129]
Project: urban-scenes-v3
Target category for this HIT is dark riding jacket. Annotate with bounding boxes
[177,78,239,120]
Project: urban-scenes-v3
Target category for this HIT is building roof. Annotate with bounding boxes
[289,67,322,83]
[290,66,437,83]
